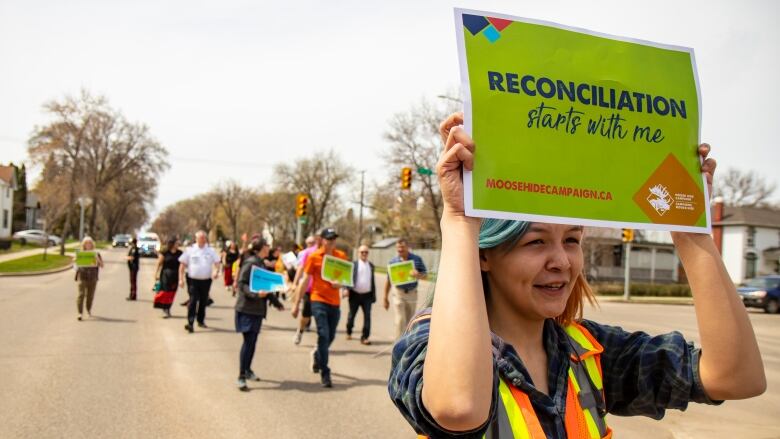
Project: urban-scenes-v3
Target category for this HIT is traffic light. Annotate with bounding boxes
[621,228,634,243]
[401,167,412,190]
[296,194,309,218]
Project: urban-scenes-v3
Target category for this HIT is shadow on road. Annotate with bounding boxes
[243,372,387,393]
[84,316,137,323]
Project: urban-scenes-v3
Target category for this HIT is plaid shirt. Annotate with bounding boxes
[388,316,721,438]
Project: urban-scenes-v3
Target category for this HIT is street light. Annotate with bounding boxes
[77,197,91,241]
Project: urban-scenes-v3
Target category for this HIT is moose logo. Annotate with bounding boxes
[646,184,674,216]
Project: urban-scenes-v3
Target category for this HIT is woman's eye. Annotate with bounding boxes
[526,239,544,246]
[565,237,581,245]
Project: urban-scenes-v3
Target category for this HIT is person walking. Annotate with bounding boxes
[346,245,375,345]
[126,237,140,301]
[382,238,427,339]
[235,237,284,391]
[388,113,766,437]
[178,230,221,333]
[290,235,320,345]
[293,228,348,388]
[153,238,182,318]
[222,240,240,294]
[75,236,104,321]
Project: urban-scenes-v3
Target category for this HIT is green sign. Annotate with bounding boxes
[75,251,97,267]
[321,255,353,287]
[455,9,709,233]
[388,260,416,287]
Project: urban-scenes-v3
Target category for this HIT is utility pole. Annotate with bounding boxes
[356,170,365,250]
[621,228,634,301]
[77,197,90,241]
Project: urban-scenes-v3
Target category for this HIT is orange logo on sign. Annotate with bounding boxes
[632,154,704,226]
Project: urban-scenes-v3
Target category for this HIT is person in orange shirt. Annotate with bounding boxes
[293,228,348,388]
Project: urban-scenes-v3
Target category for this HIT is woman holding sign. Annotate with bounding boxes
[74,236,104,321]
[235,237,284,391]
[388,113,765,438]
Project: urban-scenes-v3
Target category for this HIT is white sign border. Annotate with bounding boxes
[453,8,710,234]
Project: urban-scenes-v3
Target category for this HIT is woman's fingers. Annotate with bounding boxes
[439,112,464,145]
[444,126,475,155]
[698,143,711,160]
[437,143,474,174]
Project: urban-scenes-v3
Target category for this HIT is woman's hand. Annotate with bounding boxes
[699,143,716,198]
[437,112,476,219]
[671,143,716,241]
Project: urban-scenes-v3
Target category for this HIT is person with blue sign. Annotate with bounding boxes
[235,237,284,391]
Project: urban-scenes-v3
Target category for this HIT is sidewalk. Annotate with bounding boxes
[0,243,79,264]
[595,295,693,305]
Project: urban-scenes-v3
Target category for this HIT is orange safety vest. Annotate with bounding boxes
[415,321,611,439]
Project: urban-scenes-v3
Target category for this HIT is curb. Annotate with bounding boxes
[0,260,74,277]
[596,296,693,306]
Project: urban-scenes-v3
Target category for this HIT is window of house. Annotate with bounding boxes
[746,227,756,247]
[2,209,7,228]
[745,252,757,279]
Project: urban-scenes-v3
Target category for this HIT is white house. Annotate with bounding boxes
[712,199,780,283]
[0,165,17,238]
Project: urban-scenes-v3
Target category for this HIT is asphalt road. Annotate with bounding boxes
[0,247,777,438]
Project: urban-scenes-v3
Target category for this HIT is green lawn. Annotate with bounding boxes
[0,253,73,273]
[0,242,50,255]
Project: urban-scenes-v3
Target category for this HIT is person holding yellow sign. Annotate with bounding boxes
[293,228,348,388]
[387,112,765,438]
[74,236,104,321]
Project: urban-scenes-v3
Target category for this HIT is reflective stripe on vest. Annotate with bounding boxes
[482,322,610,438]
[413,318,612,438]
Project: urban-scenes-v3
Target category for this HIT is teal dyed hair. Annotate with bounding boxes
[478,218,531,250]
[424,218,532,307]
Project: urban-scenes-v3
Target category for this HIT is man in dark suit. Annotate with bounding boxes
[346,245,375,345]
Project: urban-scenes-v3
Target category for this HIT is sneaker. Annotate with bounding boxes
[245,370,260,382]
[197,322,208,328]
[184,324,194,333]
[237,376,248,391]
[77,314,83,321]
[310,349,320,373]
[321,374,332,388]
[293,330,302,345]
[360,338,372,345]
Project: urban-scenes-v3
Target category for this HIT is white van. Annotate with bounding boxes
[137,232,161,257]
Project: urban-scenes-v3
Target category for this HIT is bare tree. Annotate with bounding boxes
[274,149,353,236]
[28,91,102,254]
[213,180,254,242]
[249,191,297,247]
[27,90,169,251]
[382,96,460,244]
[714,168,777,207]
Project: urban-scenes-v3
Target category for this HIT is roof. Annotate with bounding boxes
[714,205,780,229]
[0,166,16,189]
[371,237,399,249]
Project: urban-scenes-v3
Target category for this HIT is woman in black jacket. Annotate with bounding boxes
[235,237,284,391]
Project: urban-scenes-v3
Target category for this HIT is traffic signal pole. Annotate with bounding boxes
[623,241,632,301]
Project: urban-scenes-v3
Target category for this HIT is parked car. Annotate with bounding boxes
[11,229,62,246]
[112,234,132,247]
[137,233,161,257]
[738,275,780,314]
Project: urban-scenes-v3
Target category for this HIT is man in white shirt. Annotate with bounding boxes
[345,245,375,345]
[178,230,221,333]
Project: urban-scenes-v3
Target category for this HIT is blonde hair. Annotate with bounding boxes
[81,236,95,250]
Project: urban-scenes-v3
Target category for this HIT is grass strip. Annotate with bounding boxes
[0,253,72,273]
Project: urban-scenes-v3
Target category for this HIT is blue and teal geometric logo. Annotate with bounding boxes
[463,14,513,43]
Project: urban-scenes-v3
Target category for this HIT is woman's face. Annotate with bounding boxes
[82,241,94,251]
[258,244,271,259]
[481,223,584,321]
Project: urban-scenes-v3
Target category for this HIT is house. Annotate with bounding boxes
[583,227,679,284]
[712,199,780,283]
[0,165,18,238]
[25,192,41,230]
